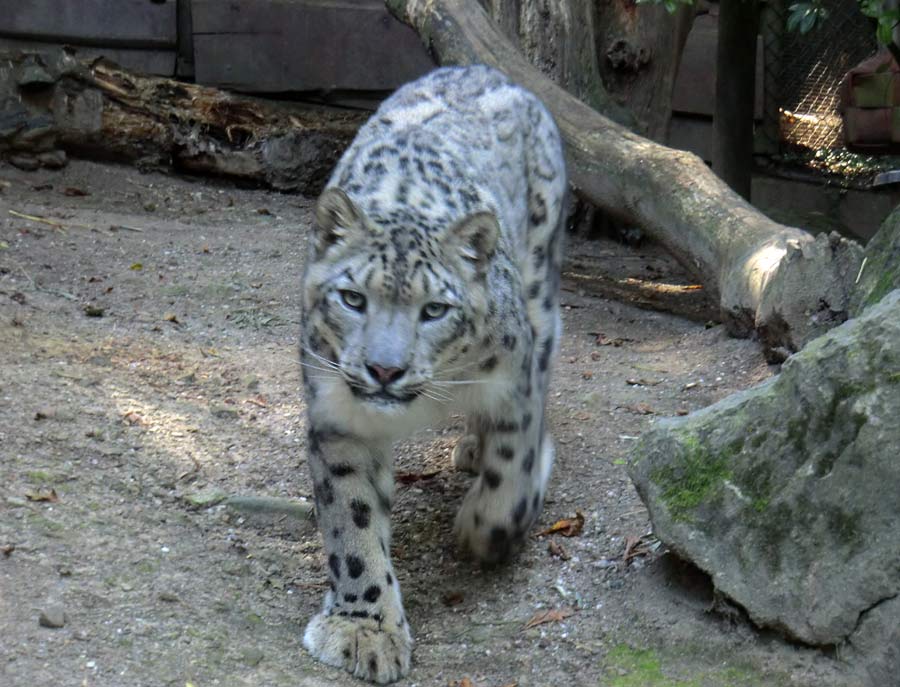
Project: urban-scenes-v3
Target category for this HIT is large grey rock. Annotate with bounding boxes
[850,205,900,316]
[628,290,900,653]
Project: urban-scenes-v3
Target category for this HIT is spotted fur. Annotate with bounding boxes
[300,66,566,683]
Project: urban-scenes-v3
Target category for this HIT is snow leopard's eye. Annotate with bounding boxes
[339,289,366,312]
[421,302,450,321]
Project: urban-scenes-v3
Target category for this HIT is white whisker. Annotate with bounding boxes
[302,346,342,370]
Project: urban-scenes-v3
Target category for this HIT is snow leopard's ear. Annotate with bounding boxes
[448,212,499,266]
[314,188,367,253]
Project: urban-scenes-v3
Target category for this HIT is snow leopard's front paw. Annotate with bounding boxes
[303,612,412,684]
[452,434,480,473]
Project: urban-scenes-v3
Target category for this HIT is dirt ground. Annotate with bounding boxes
[0,161,850,687]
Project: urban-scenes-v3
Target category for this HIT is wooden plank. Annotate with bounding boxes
[192,0,435,92]
[0,38,176,76]
[0,0,176,49]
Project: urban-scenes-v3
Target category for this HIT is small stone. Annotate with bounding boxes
[158,591,179,603]
[210,403,239,419]
[185,487,228,508]
[241,647,264,667]
[8,154,40,171]
[15,61,55,89]
[36,149,67,169]
[38,604,66,628]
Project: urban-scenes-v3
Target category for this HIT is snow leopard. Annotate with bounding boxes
[299,65,567,683]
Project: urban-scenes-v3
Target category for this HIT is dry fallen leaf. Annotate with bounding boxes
[245,395,268,408]
[623,534,653,563]
[25,488,59,503]
[535,510,585,538]
[624,402,654,415]
[63,187,89,197]
[123,411,145,426]
[163,312,180,324]
[449,678,475,687]
[441,590,465,607]
[1,544,14,557]
[396,470,441,484]
[523,606,575,629]
[548,540,570,560]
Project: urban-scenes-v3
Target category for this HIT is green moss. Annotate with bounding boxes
[25,469,52,482]
[603,645,771,687]
[650,433,733,523]
[863,264,899,309]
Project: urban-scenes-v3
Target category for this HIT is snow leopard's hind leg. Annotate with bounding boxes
[454,183,565,565]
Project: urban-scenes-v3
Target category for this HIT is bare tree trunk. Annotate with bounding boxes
[385,0,863,360]
[713,0,759,199]
[594,0,695,141]
[478,0,635,127]
[0,49,363,194]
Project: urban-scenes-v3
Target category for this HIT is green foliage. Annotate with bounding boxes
[860,0,900,45]
[639,0,898,47]
[787,2,829,34]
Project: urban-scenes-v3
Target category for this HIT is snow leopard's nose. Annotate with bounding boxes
[366,363,407,386]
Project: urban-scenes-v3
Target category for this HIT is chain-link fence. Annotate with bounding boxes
[761,0,878,152]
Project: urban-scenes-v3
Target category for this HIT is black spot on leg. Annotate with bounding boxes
[369,655,378,675]
[483,468,502,489]
[513,497,527,524]
[343,647,352,659]
[344,593,357,602]
[332,527,343,539]
[346,555,365,578]
[490,526,510,558]
[497,445,514,461]
[533,492,541,512]
[522,412,532,431]
[317,478,335,506]
[493,418,518,432]
[330,463,355,477]
[502,333,517,350]
[538,337,554,372]
[350,499,371,529]
[473,513,482,527]
[363,585,382,602]
[329,553,341,579]
[527,281,542,299]
[522,448,535,474]
[352,610,370,619]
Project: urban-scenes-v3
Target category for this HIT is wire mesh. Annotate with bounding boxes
[769,0,878,150]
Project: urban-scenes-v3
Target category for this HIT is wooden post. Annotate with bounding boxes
[713,0,760,200]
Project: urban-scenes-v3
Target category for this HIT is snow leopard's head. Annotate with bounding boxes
[302,188,499,410]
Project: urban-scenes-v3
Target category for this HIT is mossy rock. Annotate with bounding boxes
[850,204,900,314]
[628,291,900,677]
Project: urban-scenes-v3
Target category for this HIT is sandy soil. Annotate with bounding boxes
[0,161,849,687]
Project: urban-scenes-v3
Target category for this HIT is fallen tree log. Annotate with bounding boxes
[386,0,864,360]
[0,49,364,195]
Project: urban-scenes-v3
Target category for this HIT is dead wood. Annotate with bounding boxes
[0,49,364,195]
[386,0,864,360]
